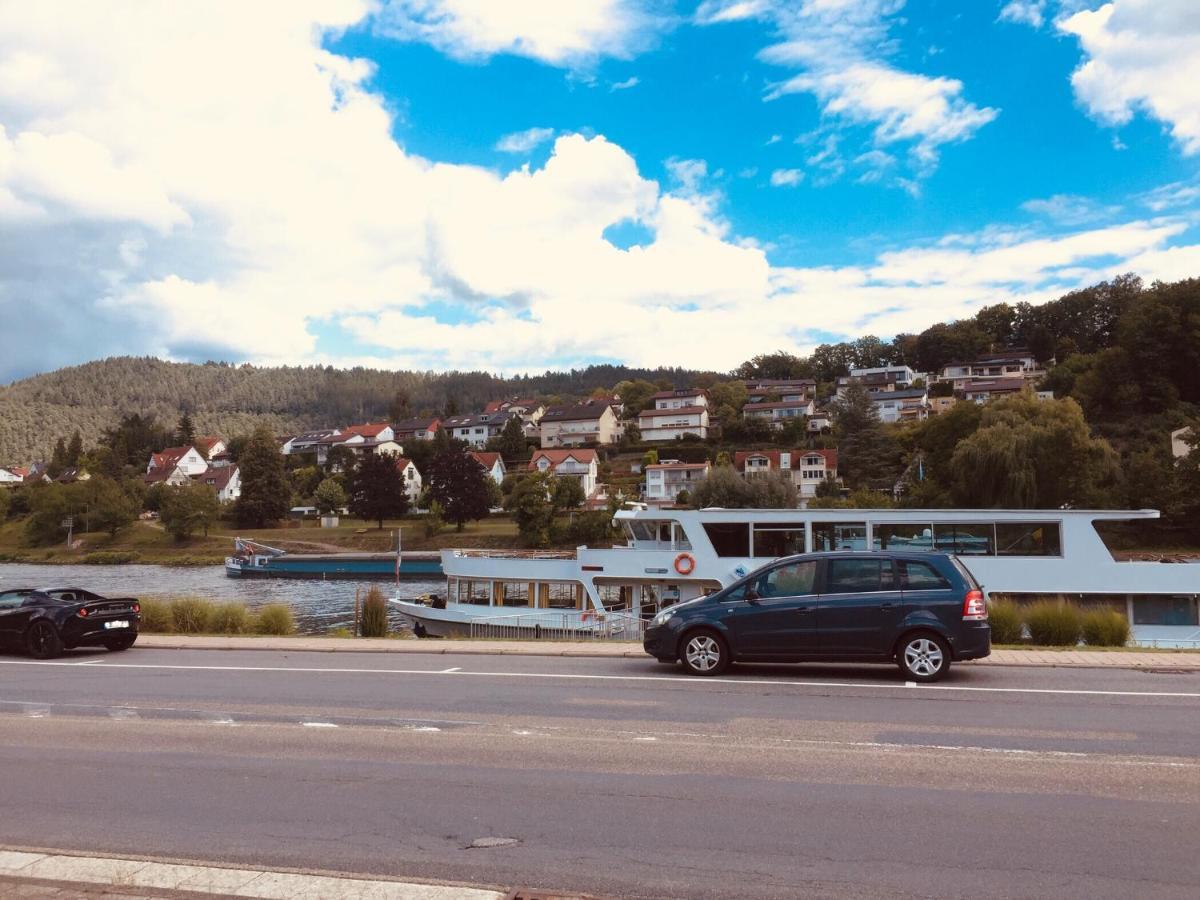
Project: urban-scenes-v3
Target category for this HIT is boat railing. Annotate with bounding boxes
[468,611,646,641]
[449,549,577,560]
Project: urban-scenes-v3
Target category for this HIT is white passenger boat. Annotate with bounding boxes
[390,506,1199,643]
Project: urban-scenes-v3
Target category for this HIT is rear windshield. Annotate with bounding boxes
[947,556,980,589]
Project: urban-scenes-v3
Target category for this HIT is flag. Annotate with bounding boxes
[395,529,402,585]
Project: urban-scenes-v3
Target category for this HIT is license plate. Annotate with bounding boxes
[104,620,129,630]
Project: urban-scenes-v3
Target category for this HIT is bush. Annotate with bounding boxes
[1025,600,1082,646]
[1081,608,1130,647]
[360,587,388,638]
[138,598,172,632]
[254,603,295,635]
[83,551,139,565]
[208,602,251,635]
[988,598,1024,644]
[170,597,213,634]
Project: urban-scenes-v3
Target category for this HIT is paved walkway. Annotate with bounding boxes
[133,634,1200,670]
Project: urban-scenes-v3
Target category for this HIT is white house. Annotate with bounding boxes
[644,460,710,505]
[837,365,918,397]
[0,467,23,485]
[872,388,929,423]
[444,412,517,448]
[744,379,815,404]
[395,457,423,504]
[539,403,621,447]
[196,465,241,503]
[341,423,396,444]
[638,389,710,441]
[195,435,227,460]
[469,451,507,485]
[807,409,833,432]
[734,448,839,499]
[742,399,814,429]
[960,378,1025,405]
[529,449,598,498]
[286,429,342,457]
[147,446,209,480]
[938,350,1044,389]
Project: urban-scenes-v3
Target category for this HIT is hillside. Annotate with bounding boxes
[0,357,715,462]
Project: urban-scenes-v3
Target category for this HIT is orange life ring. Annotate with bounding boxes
[674,552,696,575]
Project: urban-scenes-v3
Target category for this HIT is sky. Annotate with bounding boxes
[1,0,1198,384]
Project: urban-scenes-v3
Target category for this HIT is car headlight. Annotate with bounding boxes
[652,609,676,627]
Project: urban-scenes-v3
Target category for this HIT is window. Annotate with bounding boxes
[826,558,891,593]
[933,523,995,555]
[0,591,28,611]
[812,522,866,551]
[872,523,934,551]
[457,580,491,605]
[500,582,530,607]
[703,522,750,557]
[898,560,951,590]
[754,560,817,598]
[751,525,806,557]
[996,522,1061,556]
[598,584,632,611]
[545,583,579,609]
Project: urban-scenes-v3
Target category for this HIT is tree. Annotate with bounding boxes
[176,411,196,446]
[348,452,409,528]
[494,415,527,461]
[831,383,900,488]
[160,482,221,541]
[235,426,290,527]
[65,431,84,467]
[734,351,812,380]
[508,470,557,547]
[948,394,1117,508]
[613,379,658,417]
[0,488,9,520]
[746,470,799,508]
[690,466,754,508]
[313,477,348,516]
[48,437,69,478]
[81,476,139,536]
[642,449,659,467]
[25,484,72,545]
[553,476,585,510]
[389,389,411,422]
[427,448,490,531]
[101,413,173,468]
[325,444,358,474]
[619,422,642,447]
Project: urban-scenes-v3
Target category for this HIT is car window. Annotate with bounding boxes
[898,559,951,590]
[0,593,26,611]
[754,561,817,598]
[825,558,890,593]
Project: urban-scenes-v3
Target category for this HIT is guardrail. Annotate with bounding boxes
[469,611,647,641]
[448,549,577,560]
[1130,638,1200,649]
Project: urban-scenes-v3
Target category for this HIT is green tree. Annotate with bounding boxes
[80,476,139,536]
[101,413,173,468]
[176,410,196,446]
[831,383,900,488]
[25,484,73,545]
[690,466,754,508]
[494,415,528,461]
[553,476,585,509]
[613,379,659,417]
[48,437,69,478]
[0,488,9,520]
[508,470,557,547]
[65,431,84,467]
[949,394,1117,508]
[160,482,221,541]
[642,449,659,467]
[235,426,290,527]
[313,477,348,515]
[423,500,446,538]
[348,453,409,528]
[746,470,799,508]
[427,448,490,531]
[734,351,813,380]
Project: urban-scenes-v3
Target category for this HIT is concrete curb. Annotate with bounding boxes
[0,849,505,900]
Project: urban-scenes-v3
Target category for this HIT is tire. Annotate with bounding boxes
[25,620,64,660]
[104,635,137,652]
[679,629,730,676]
[897,632,951,683]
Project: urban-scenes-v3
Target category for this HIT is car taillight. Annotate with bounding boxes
[133,603,140,614]
[77,607,89,617]
[962,589,987,621]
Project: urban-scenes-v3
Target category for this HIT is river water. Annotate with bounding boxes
[0,564,444,635]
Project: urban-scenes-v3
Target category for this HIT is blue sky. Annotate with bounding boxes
[1,0,1198,381]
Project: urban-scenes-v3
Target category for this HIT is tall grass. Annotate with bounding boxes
[137,597,172,632]
[208,602,251,635]
[137,597,295,636]
[360,586,389,638]
[254,603,294,635]
[1081,609,1130,647]
[987,598,1024,644]
[170,597,212,634]
[1024,600,1082,646]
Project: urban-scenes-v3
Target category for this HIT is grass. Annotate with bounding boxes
[359,586,388,638]
[136,596,295,636]
[1024,600,1083,646]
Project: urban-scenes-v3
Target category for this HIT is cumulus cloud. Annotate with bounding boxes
[769,168,805,187]
[998,1,1047,28]
[610,76,640,91]
[496,126,556,153]
[1021,193,1122,225]
[1058,0,1200,155]
[374,0,670,66]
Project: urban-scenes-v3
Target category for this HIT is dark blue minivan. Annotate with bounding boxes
[643,551,990,681]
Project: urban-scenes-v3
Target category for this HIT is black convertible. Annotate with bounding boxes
[0,588,140,659]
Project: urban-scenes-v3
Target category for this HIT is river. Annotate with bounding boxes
[0,564,444,635]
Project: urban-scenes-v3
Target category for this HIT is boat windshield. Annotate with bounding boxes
[621,520,692,551]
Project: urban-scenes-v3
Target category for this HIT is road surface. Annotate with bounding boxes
[1,647,1198,899]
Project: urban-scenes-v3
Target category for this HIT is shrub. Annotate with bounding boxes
[138,598,172,633]
[170,597,213,634]
[1081,609,1130,647]
[208,602,251,635]
[83,551,139,565]
[1025,600,1082,646]
[987,598,1024,644]
[254,603,295,635]
[360,587,388,638]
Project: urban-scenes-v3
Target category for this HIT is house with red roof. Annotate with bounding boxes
[529,449,598,498]
[469,451,507,485]
[0,466,26,485]
[146,445,208,485]
[395,456,422,504]
[194,435,227,460]
[194,465,242,503]
[734,448,839,500]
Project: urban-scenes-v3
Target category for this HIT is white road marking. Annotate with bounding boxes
[210,718,237,726]
[301,721,338,728]
[73,659,105,666]
[905,681,916,687]
[442,667,462,673]
[1,658,1198,700]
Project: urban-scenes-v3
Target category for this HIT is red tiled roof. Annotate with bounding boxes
[149,446,193,470]
[733,448,837,471]
[529,449,597,469]
[343,423,390,438]
[394,456,415,473]
[469,452,502,470]
[195,465,237,491]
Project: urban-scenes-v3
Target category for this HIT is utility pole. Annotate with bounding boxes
[62,515,74,550]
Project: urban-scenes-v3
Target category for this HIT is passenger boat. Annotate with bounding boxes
[225,538,442,579]
[389,506,1199,643]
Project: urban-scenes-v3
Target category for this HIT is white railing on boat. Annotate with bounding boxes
[449,549,577,560]
[469,611,646,641]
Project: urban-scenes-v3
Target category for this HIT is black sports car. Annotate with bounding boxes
[0,588,140,659]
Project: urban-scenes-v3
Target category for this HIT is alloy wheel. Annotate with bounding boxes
[685,635,722,673]
[903,637,944,678]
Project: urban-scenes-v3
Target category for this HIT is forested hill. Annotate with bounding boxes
[0,357,715,462]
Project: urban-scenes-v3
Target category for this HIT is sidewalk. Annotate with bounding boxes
[134,634,1200,670]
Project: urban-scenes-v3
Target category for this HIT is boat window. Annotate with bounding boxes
[545,583,579,609]
[629,521,658,542]
[933,523,995,555]
[751,525,806,557]
[898,560,951,590]
[597,583,632,611]
[996,522,1062,556]
[500,582,530,607]
[812,522,866,552]
[872,523,934,551]
[457,579,491,605]
[702,522,750,557]
[1133,596,1199,626]
[825,558,888,593]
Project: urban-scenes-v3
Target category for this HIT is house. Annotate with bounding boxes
[395,457,422,504]
[285,429,342,457]
[195,465,241,503]
[807,409,833,433]
[529,449,599,498]
[644,460,710,505]
[392,417,441,442]
[22,462,51,484]
[938,350,1046,389]
[929,396,958,416]
[469,451,507,485]
[742,399,814,429]
[837,365,918,397]
[147,446,208,480]
[539,402,621,447]
[317,426,403,465]
[54,467,90,484]
[734,448,840,499]
[960,377,1026,404]
[341,423,396,444]
[871,388,929,424]
[638,389,710,441]
[194,435,227,460]
[0,466,24,485]
[444,412,518,448]
[1172,427,1195,460]
[744,379,816,404]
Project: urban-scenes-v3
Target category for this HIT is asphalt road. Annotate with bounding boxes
[1,647,1199,899]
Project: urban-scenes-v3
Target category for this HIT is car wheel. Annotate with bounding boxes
[26,621,64,660]
[103,635,137,652]
[898,632,951,683]
[680,629,729,676]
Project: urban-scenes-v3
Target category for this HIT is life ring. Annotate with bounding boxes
[582,609,596,622]
[674,552,696,575]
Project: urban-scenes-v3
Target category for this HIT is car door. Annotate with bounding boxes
[897,557,958,629]
[0,591,33,647]
[722,559,819,660]
[816,557,900,658]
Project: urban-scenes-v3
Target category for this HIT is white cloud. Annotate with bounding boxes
[1021,193,1121,225]
[694,0,773,25]
[766,134,782,145]
[496,126,556,153]
[374,0,670,66]
[1059,0,1200,155]
[770,168,804,187]
[610,76,640,91]
[998,1,1047,28]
